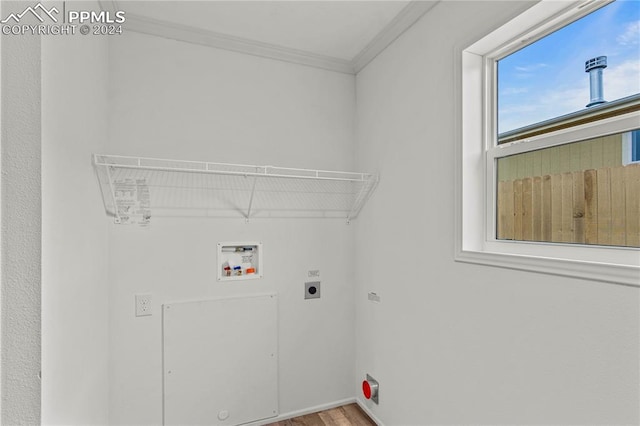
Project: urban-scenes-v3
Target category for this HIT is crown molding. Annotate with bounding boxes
[101,1,439,75]
[352,1,439,73]
[124,12,355,74]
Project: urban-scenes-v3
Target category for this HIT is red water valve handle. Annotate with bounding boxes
[362,380,372,399]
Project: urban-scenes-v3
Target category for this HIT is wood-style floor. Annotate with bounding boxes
[266,403,375,426]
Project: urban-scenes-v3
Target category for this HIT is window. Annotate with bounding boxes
[623,129,640,164]
[457,0,640,286]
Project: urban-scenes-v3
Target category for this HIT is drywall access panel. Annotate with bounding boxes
[162,294,278,425]
[92,154,378,222]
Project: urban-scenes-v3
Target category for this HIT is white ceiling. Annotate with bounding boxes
[111,1,438,73]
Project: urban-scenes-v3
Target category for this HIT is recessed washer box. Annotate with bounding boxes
[217,242,263,281]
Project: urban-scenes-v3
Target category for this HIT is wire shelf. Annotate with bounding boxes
[93,154,378,222]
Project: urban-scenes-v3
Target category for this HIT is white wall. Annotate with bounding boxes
[354,1,639,425]
[0,3,41,422]
[41,4,110,424]
[106,32,357,425]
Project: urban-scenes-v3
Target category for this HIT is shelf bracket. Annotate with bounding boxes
[346,175,377,223]
[245,175,258,221]
[104,165,122,224]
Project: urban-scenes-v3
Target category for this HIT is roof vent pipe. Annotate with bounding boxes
[585,56,607,107]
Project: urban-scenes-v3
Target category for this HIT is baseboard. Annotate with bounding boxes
[356,397,385,426]
[246,397,357,425]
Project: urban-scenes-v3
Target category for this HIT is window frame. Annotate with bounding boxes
[622,130,640,165]
[455,0,640,287]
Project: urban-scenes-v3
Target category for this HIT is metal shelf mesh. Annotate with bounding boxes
[93,155,377,221]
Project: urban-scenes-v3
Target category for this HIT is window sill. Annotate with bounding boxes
[455,248,640,287]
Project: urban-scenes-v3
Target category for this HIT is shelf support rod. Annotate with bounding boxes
[347,176,378,223]
[347,185,367,222]
[104,165,122,224]
[246,175,258,222]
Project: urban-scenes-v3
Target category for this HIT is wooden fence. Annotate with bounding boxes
[497,163,640,247]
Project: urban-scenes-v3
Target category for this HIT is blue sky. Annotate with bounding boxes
[498,0,640,134]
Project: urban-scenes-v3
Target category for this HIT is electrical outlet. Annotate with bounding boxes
[135,294,153,317]
[305,281,321,299]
